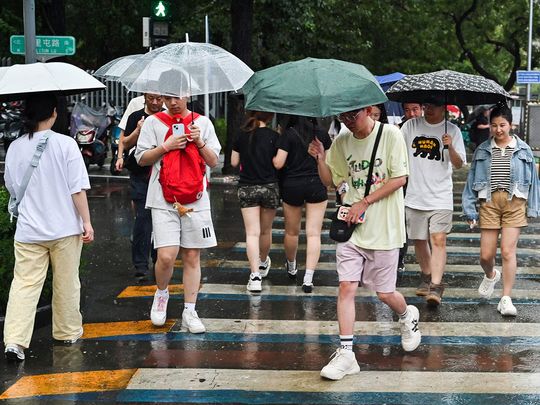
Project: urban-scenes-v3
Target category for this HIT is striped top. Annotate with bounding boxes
[490,143,513,192]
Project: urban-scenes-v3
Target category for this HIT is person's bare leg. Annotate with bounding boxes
[499,227,520,296]
[429,232,447,285]
[259,207,276,263]
[155,246,179,290]
[241,207,262,274]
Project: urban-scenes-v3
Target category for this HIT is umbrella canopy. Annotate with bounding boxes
[386,69,510,105]
[118,42,253,97]
[94,54,143,80]
[0,62,105,102]
[243,58,387,117]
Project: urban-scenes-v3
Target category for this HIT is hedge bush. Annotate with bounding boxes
[0,186,16,314]
[213,118,227,149]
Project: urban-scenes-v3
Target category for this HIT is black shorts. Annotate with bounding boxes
[237,183,280,209]
[281,177,328,207]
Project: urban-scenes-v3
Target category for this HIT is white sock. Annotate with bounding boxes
[259,256,269,266]
[184,302,196,312]
[303,269,314,284]
[340,335,354,351]
[250,272,262,279]
[398,308,409,320]
[157,288,169,296]
[287,259,297,270]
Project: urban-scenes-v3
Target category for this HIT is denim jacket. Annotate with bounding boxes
[462,136,540,220]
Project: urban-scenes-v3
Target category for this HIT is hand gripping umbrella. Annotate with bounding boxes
[243,58,387,117]
[0,62,105,102]
[386,69,511,160]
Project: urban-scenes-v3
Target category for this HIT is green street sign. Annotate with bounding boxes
[10,35,76,56]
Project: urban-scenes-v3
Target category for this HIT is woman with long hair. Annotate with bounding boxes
[273,115,332,293]
[232,111,280,292]
[462,104,540,316]
[3,92,94,361]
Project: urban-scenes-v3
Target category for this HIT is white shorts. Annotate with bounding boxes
[151,208,217,249]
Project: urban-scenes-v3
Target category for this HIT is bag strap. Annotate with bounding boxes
[364,122,384,198]
[13,131,51,217]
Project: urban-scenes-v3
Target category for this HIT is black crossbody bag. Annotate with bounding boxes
[329,123,384,242]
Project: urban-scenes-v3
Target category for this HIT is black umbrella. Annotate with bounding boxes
[386,69,510,105]
[386,69,511,160]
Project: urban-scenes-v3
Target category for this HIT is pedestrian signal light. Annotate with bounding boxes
[151,0,170,21]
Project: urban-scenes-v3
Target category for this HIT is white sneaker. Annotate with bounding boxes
[497,296,517,316]
[478,268,501,299]
[150,290,169,326]
[320,348,360,380]
[182,309,206,333]
[62,328,84,344]
[247,273,262,292]
[259,257,271,278]
[5,343,25,362]
[399,305,421,352]
[285,261,298,279]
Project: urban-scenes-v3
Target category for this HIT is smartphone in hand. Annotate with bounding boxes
[172,123,185,136]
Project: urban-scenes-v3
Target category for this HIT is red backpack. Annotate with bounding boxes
[154,111,206,205]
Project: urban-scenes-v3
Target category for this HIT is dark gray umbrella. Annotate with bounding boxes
[386,69,510,105]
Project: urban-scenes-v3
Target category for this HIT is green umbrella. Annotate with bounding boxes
[243,58,387,117]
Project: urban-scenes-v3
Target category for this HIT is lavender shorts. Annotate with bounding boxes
[336,242,399,293]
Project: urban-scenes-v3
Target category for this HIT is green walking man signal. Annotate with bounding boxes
[152,0,170,20]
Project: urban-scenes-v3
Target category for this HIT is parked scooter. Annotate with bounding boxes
[1,101,24,153]
[108,104,124,175]
[69,102,110,169]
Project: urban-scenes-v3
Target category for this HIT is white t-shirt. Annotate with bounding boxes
[134,113,221,211]
[4,130,90,243]
[401,117,466,210]
[119,96,145,130]
[325,122,409,250]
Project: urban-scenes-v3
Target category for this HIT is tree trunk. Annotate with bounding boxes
[223,0,253,174]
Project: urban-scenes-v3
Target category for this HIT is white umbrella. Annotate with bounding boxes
[93,54,143,80]
[0,62,105,101]
[118,42,253,97]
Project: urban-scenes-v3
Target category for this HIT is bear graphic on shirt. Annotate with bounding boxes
[411,136,441,161]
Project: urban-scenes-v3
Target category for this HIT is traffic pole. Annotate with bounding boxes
[23,0,37,63]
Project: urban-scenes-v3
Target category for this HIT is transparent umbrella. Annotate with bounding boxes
[118,42,253,97]
[93,54,144,80]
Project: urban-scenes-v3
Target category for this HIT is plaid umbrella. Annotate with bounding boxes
[386,69,510,105]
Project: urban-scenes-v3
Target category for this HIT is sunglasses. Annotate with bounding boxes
[338,109,363,123]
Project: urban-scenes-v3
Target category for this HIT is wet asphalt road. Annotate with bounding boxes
[1,167,540,403]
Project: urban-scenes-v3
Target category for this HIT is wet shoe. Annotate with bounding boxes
[247,273,262,292]
[259,257,271,278]
[320,348,360,380]
[62,328,84,344]
[426,283,445,306]
[4,344,25,362]
[182,309,206,333]
[497,296,517,316]
[399,305,421,352]
[285,261,298,279]
[302,282,313,293]
[478,268,501,299]
[150,290,169,326]
[415,273,431,296]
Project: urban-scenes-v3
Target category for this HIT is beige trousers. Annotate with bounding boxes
[3,235,83,348]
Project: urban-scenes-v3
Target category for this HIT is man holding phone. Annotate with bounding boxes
[135,95,221,333]
[308,106,421,381]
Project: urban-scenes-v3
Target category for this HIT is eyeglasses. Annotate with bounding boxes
[338,109,363,123]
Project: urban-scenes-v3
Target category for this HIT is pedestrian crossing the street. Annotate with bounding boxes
[2,183,540,403]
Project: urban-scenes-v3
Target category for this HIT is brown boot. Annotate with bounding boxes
[415,273,431,296]
[426,282,445,306]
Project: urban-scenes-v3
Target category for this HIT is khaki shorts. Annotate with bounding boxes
[479,190,527,229]
[406,207,453,240]
[151,208,217,249]
[336,242,399,293]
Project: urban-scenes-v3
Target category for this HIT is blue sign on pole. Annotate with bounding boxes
[516,70,540,84]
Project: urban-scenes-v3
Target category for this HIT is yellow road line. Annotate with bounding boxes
[118,284,184,298]
[82,320,175,339]
[0,369,137,400]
